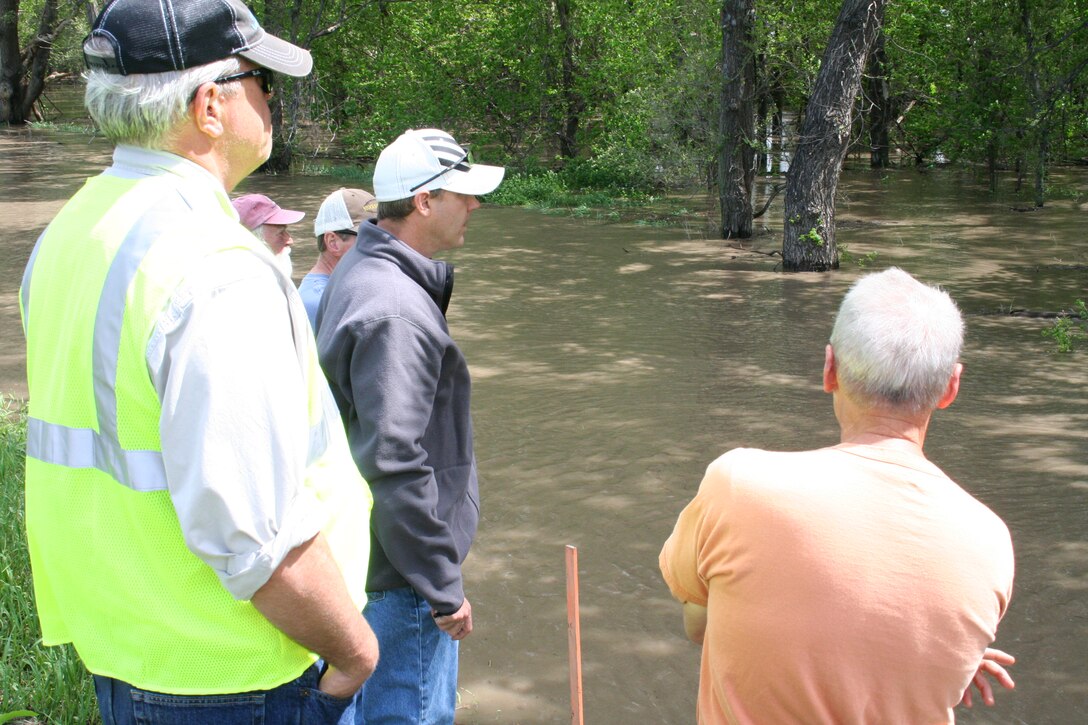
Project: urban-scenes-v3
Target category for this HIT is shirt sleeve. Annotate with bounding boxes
[659,454,738,607]
[660,496,712,607]
[146,248,327,600]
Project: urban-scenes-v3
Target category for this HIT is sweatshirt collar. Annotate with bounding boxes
[357,219,454,315]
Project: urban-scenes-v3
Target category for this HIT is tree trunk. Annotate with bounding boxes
[782,0,886,272]
[865,27,891,168]
[755,58,768,175]
[717,0,756,239]
[260,6,291,172]
[259,0,310,173]
[1018,0,1046,208]
[1,0,77,125]
[555,0,583,159]
[21,0,60,121]
[0,0,24,124]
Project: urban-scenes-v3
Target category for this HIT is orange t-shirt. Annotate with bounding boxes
[659,445,1014,725]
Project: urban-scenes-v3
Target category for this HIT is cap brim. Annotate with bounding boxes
[442,164,505,197]
[239,34,312,77]
[265,209,306,225]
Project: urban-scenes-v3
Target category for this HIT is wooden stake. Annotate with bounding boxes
[566,544,585,725]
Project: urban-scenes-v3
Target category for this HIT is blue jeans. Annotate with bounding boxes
[93,662,355,724]
[356,587,459,725]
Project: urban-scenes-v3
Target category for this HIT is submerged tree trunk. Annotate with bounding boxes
[21,0,60,122]
[1,0,74,125]
[718,0,756,239]
[259,0,353,172]
[258,3,297,172]
[1018,0,1047,208]
[865,27,891,168]
[782,0,886,271]
[0,0,26,124]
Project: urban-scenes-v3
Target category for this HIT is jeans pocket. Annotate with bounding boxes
[302,686,355,723]
[366,590,386,604]
[130,690,264,725]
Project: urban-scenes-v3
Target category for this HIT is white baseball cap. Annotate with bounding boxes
[372,128,505,202]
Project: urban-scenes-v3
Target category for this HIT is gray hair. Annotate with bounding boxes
[829,267,964,413]
[83,36,240,148]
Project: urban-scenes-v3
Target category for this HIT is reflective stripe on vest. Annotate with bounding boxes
[23,201,168,489]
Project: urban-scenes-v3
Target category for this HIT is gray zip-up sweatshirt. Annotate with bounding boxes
[316,219,478,614]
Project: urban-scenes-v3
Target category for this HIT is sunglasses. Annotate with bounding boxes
[409,149,471,193]
[213,67,274,95]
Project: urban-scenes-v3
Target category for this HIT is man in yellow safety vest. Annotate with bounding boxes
[19,0,377,721]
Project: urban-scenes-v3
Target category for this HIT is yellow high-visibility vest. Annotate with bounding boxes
[20,152,370,694]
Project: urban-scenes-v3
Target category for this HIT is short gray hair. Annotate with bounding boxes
[84,36,240,148]
[829,267,964,413]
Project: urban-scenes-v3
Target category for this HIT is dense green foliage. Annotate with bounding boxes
[882,0,1088,181]
[302,0,1087,197]
[12,1,1088,197]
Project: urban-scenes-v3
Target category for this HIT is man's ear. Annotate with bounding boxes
[323,231,343,252]
[936,362,963,410]
[412,191,432,216]
[823,344,838,393]
[191,82,226,139]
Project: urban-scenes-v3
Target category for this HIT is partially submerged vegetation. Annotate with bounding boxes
[1042,300,1088,353]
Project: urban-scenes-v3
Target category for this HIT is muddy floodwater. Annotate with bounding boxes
[2,127,1086,724]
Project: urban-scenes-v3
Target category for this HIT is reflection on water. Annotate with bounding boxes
[1,128,1086,723]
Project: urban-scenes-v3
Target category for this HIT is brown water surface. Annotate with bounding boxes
[2,127,1086,723]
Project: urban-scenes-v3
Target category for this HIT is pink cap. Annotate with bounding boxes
[232,194,305,231]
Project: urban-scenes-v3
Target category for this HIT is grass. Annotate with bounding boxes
[25,121,97,136]
[0,400,100,724]
[290,157,374,182]
[485,168,647,211]
[478,167,722,229]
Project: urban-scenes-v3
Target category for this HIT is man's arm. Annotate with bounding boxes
[252,533,378,697]
[660,473,721,646]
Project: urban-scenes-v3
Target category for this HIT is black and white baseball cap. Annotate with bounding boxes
[83,0,312,77]
[372,129,505,202]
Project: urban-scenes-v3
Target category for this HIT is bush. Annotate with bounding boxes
[1042,300,1088,353]
[484,162,655,212]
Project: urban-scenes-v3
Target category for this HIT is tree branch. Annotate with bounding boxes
[753,183,785,218]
